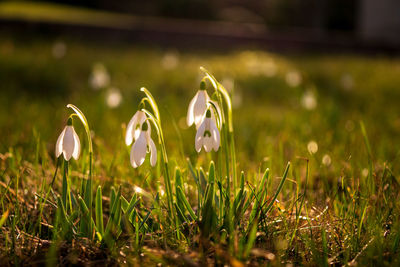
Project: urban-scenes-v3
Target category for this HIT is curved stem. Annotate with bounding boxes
[142,109,174,220]
[200,67,237,194]
[140,88,160,121]
[66,104,94,238]
[67,104,93,154]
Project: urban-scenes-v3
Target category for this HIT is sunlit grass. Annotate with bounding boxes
[1,37,400,265]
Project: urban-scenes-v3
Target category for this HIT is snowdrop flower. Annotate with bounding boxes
[187,82,210,128]
[195,109,220,152]
[55,118,81,161]
[89,63,110,90]
[130,122,157,168]
[187,82,221,129]
[125,110,150,146]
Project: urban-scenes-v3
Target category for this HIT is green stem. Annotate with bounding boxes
[229,130,237,195]
[37,157,60,236]
[67,104,94,238]
[61,159,69,213]
[142,109,176,226]
[85,152,93,237]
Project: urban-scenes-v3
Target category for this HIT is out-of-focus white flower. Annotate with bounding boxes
[106,87,122,108]
[286,71,302,87]
[307,141,318,154]
[130,123,157,168]
[55,119,80,161]
[195,110,220,153]
[125,110,150,146]
[301,90,317,110]
[322,154,331,166]
[89,63,110,90]
[52,41,67,59]
[161,51,179,70]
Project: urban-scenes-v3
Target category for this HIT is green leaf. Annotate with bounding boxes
[77,195,96,239]
[176,186,197,221]
[95,186,104,236]
[243,219,258,259]
[264,162,290,214]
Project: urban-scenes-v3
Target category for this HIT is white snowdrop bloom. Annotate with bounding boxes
[187,82,221,129]
[55,119,81,161]
[130,123,157,168]
[307,141,318,154]
[125,110,150,146]
[195,109,220,153]
[187,84,210,128]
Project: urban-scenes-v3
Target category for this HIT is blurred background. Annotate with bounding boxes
[1,0,400,182]
[1,0,400,51]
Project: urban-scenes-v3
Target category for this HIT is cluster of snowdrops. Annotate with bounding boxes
[52,67,239,236]
[56,69,221,166]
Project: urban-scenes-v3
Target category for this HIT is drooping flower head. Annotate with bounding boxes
[130,122,157,168]
[187,81,221,129]
[195,109,220,153]
[125,110,151,146]
[55,117,81,161]
[187,81,211,128]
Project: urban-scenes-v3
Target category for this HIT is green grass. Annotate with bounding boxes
[1,36,400,265]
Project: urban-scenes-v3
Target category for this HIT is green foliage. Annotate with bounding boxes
[1,37,400,265]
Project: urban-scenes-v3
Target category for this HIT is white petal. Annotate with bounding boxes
[210,120,220,151]
[131,131,147,168]
[125,111,140,146]
[148,137,157,167]
[186,91,198,127]
[203,137,213,152]
[55,127,66,158]
[193,91,209,127]
[130,147,138,168]
[195,120,206,153]
[134,111,148,140]
[62,126,75,161]
[72,127,81,160]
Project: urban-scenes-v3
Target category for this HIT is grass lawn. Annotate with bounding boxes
[1,35,400,265]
